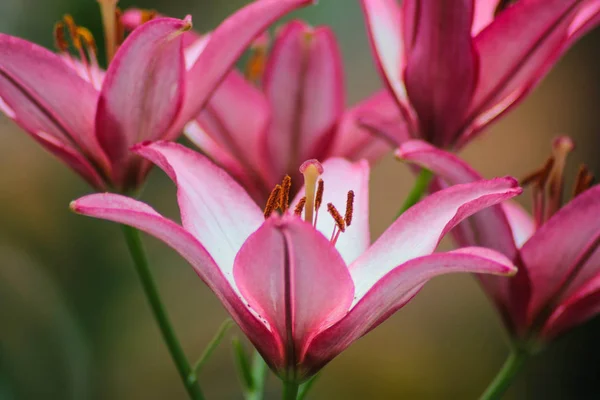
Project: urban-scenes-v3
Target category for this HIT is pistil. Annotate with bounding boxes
[545,137,574,220]
[300,160,323,224]
[97,0,119,62]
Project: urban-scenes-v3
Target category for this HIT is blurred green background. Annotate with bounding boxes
[2,1,600,399]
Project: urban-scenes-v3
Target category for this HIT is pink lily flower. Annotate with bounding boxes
[185,20,401,203]
[397,138,600,343]
[71,141,520,381]
[0,0,314,192]
[361,0,600,150]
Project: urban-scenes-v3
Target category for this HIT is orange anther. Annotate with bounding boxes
[77,27,97,55]
[327,203,345,233]
[294,197,307,217]
[345,190,355,227]
[280,175,292,213]
[574,165,594,198]
[53,22,69,52]
[264,185,282,218]
[314,179,324,211]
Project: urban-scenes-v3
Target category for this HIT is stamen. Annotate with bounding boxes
[573,164,594,198]
[97,0,119,62]
[345,190,355,227]
[264,184,282,218]
[293,197,307,217]
[520,157,554,187]
[315,179,324,210]
[327,203,346,233]
[300,159,323,224]
[313,179,324,225]
[63,15,80,49]
[77,27,100,85]
[280,175,292,214]
[245,36,268,83]
[53,22,70,56]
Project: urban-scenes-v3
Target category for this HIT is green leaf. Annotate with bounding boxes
[297,374,319,400]
[232,338,255,391]
[192,319,234,375]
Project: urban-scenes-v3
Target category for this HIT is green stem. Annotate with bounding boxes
[121,226,204,400]
[479,349,528,400]
[396,168,433,218]
[282,381,299,400]
[246,351,268,400]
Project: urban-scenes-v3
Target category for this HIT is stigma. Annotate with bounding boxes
[263,159,355,246]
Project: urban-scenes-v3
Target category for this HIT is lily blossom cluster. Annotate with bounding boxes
[71,141,520,381]
[0,0,314,192]
[397,138,600,343]
[361,0,600,149]
[185,20,398,203]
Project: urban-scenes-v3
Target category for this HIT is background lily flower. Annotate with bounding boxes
[397,138,600,343]
[184,20,401,203]
[0,0,314,192]
[71,141,520,382]
[360,0,600,150]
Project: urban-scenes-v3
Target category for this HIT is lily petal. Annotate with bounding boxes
[187,70,271,199]
[350,176,521,300]
[0,34,105,165]
[404,0,478,147]
[174,0,316,136]
[472,0,501,36]
[521,185,600,324]
[291,158,371,265]
[502,201,536,249]
[96,17,188,174]
[395,140,518,257]
[306,247,515,376]
[467,0,583,133]
[70,193,280,366]
[264,21,344,180]
[331,89,408,160]
[133,141,264,275]
[360,0,408,105]
[28,130,107,190]
[234,216,354,379]
[542,269,600,339]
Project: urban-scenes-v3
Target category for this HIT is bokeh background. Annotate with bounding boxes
[2,1,600,399]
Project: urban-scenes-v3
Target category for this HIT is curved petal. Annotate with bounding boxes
[472,0,500,35]
[27,130,107,190]
[133,141,263,276]
[502,201,535,249]
[350,176,521,301]
[187,69,271,198]
[263,21,344,181]
[395,140,517,257]
[521,185,600,324]
[96,17,188,175]
[0,34,105,165]
[69,193,280,367]
[173,0,316,136]
[360,0,408,105]
[542,270,600,339]
[467,0,583,131]
[291,158,370,265]
[233,216,354,380]
[305,247,516,376]
[404,0,478,147]
[330,89,407,161]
